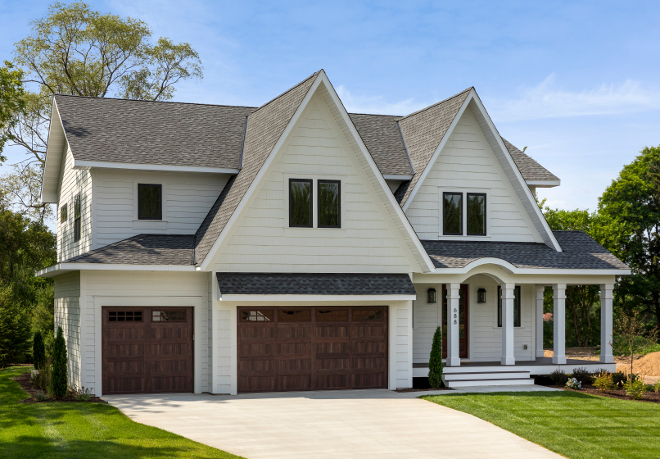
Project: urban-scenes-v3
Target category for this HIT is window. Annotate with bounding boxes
[60,203,68,223]
[138,184,162,220]
[289,179,312,227]
[498,286,521,327]
[443,192,462,235]
[278,309,311,322]
[353,309,384,321]
[318,180,340,228]
[108,310,142,322]
[240,309,274,322]
[152,310,186,322]
[467,193,486,236]
[73,194,81,242]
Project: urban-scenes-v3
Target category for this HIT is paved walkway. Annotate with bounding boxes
[104,387,562,459]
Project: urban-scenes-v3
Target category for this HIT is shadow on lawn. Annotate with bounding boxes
[0,436,225,459]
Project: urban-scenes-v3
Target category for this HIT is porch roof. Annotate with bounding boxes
[422,230,629,271]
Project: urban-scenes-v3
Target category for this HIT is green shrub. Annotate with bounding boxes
[550,369,569,385]
[593,371,614,391]
[612,371,627,387]
[33,331,45,370]
[34,390,48,401]
[623,379,648,400]
[653,381,660,394]
[571,367,594,385]
[30,360,52,392]
[74,386,93,401]
[428,326,443,389]
[50,326,68,398]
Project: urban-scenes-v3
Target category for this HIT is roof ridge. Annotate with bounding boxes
[398,87,473,121]
[248,70,321,118]
[53,93,258,110]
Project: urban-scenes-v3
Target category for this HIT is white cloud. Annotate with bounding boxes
[335,85,428,115]
[489,75,660,122]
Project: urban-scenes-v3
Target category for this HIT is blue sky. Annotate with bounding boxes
[2,1,659,212]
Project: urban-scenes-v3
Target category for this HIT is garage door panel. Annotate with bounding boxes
[238,306,387,393]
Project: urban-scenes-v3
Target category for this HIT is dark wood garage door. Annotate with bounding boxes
[102,307,193,395]
[238,306,388,393]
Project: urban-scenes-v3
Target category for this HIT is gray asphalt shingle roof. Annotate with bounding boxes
[216,272,417,295]
[422,231,629,270]
[502,139,560,183]
[349,113,412,176]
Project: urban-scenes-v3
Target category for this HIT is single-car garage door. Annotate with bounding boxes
[102,307,193,395]
[238,306,388,393]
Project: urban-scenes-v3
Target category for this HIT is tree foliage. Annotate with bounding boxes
[0,61,26,161]
[614,313,658,378]
[428,326,443,388]
[33,330,45,370]
[0,287,32,368]
[51,326,67,398]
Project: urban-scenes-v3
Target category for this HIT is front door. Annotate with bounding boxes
[441,284,469,359]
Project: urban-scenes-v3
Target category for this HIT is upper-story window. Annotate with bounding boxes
[73,195,81,242]
[289,179,313,227]
[467,193,486,236]
[138,184,162,220]
[497,285,521,327]
[60,203,68,223]
[318,180,340,228]
[443,192,462,235]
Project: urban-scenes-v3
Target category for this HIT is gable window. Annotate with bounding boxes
[289,179,312,227]
[443,192,462,235]
[467,193,486,236]
[73,195,81,242]
[318,180,340,228]
[497,285,521,327]
[138,184,162,220]
[60,203,68,224]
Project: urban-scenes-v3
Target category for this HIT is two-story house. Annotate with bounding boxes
[38,70,629,395]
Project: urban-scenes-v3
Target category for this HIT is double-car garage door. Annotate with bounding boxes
[238,306,388,393]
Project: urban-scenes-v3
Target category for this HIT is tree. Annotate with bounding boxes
[599,146,660,330]
[3,2,203,220]
[33,330,45,370]
[428,326,443,388]
[614,313,658,378]
[0,287,32,368]
[0,61,26,162]
[51,326,67,398]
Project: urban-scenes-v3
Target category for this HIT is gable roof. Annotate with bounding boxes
[194,71,320,263]
[502,139,559,184]
[423,231,629,271]
[349,113,412,176]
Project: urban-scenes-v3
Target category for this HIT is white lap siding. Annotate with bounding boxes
[412,283,442,364]
[54,271,82,390]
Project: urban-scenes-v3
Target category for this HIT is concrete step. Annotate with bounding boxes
[443,371,531,381]
[445,378,535,388]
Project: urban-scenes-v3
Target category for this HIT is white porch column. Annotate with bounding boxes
[552,283,566,365]
[600,284,614,364]
[501,283,516,365]
[535,285,545,358]
[446,283,461,367]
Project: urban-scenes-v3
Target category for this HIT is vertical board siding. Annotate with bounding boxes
[57,147,92,261]
[92,169,229,249]
[54,272,82,390]
[412,277,535,363]
[214,94,413,272]
[82,271,210,394]
[405,107,541,242]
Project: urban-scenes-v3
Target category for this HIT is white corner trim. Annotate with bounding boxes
[36,263,197,277]
[401,90,474,212]
[74,160,239,175]
[199,73,325,271]
[383,174,414,181]
[218,294,417,302]
[526,179,561,188]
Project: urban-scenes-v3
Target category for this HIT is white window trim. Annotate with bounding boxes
[283,172,345,231]
[133,179,168,228]
[438,187,490,240]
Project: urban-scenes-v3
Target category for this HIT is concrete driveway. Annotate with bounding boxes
[104,388,562,459]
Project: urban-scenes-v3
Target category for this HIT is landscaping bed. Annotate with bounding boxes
[560,384,660,403]
[13,370,106,404]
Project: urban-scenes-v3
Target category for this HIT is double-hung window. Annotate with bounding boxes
[318,180,340,228]
[467,193,486,236]
[138,184,162,220]
[73,195,81,242]
[443,192,462,235]
[497,285,521,327]
[289,179,313,227]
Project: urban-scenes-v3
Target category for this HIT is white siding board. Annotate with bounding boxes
[54,271,82,390]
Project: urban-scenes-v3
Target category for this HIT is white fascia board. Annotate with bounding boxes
[218,294,417,302]
[526,179,561,188]
[383,174,413,181]
[401,91,474,212]
[74,160,239,175]
[199,73,324,271]
[40,100,67,203]
[431,256,631,276]
[318,73,436,273]
[468,93,562,252]
[36,263,197,277]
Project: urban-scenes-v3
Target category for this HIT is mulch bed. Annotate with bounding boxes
[546,383,660,404]
[13,371,106,404]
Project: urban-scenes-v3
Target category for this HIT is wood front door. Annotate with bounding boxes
[441,285,469,359]
[102,307,194,395]
[237,306,388,393]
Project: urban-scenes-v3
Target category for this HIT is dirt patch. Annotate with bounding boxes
[13,371,106,404]
[543,347,601,361]
[616,352,660,378]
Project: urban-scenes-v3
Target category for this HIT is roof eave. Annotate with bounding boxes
[527,179,561,188]
[73,159,239,175]
[36,262,198,278]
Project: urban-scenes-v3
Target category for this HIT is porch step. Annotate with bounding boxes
[442,369,533,388]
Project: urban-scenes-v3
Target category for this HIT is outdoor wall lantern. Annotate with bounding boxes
[427,288,437,304]
[477,288,487,304]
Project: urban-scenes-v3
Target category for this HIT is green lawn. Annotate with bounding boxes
[0,366,243,459]
[424,391,660,459]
